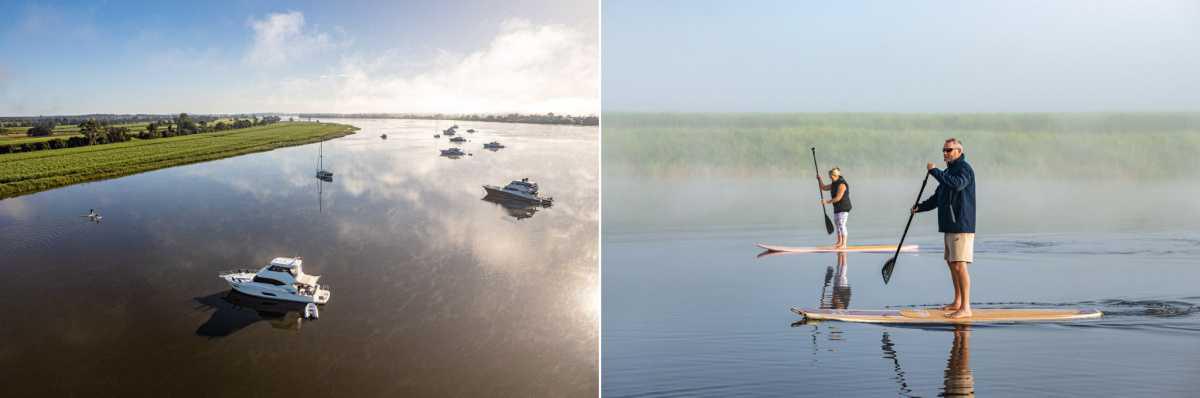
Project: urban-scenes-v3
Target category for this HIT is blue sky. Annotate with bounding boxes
[0,0,598,116]
[603,0,1200,112]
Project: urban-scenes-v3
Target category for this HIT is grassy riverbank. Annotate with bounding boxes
[0,122,357,199]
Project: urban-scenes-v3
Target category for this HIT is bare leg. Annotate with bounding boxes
[947,261,972,318]
[941,261,961,311]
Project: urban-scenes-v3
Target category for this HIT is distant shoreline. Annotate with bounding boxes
[296,113,599,126]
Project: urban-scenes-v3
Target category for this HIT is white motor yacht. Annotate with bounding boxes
[219,257,331,304]
[482,178,553,206]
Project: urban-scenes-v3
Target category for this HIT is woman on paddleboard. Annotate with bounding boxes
[817,167,852,249]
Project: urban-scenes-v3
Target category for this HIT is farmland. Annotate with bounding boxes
[0,121,357,199]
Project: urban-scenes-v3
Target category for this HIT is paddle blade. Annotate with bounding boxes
[824,214,835,234]
[881,257,896,284]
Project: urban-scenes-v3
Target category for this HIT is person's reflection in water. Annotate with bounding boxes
[819,252,852,310]
[880,325,975,397]
[940,325,975,397]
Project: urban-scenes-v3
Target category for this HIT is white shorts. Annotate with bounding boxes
[944,233,975,263]
[834,212,849,236]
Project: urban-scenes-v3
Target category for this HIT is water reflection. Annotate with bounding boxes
[941,326,974,397]
[193,291,312,337]
[481,193,547,220]
[818,252,852,310]
[0,118,598,396]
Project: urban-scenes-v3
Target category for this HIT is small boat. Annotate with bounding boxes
[304,303,319,319]
[315,142,333,181]
[482,178,553,206]
[482,141,505,149]
[440,147,465,157]
[443,129,456,136]
[218,257,331,304]
[81,209,103,222]
[434,134,440,138]
[449,136,466,143]
[466,129,476,133]
[380,134,387,139]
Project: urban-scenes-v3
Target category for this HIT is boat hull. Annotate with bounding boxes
[482,185,547,204]
[222,274,330,304]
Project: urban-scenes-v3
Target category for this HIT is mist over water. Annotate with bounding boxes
[602,113,1200,397]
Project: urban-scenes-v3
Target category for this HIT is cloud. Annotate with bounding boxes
[257,18,599,115]
[243,11,342,68]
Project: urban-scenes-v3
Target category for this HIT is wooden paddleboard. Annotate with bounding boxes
[756,243,918,253]
[792,307,1102,324]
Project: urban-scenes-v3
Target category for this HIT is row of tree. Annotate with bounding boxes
[0,114,284,155]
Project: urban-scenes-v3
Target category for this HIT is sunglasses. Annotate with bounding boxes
[942,148,957,153]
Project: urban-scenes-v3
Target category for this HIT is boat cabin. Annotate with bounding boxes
[254,257,320,288]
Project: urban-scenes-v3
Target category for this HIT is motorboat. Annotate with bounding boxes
[482,178,553,206]
[440,147,465,157]
[218,257,331,304]
[482,141,505,149]
[449,136,466,143]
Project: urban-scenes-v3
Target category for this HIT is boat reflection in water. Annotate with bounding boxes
[193,290,319,338]
[481,193,549,221]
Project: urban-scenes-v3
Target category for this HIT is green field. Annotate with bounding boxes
[603,113,1200,179]
[1,122,158,145]
[0,122,357,199]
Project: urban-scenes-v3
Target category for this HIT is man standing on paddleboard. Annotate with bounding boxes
[817,167,852,249]
[911,138,976,318]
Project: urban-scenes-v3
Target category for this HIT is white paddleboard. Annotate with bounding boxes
[793,307,1102,324]
[756,243,918,253]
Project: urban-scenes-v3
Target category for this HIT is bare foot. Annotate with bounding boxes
[940,304,960,311]
[946,309,972,319]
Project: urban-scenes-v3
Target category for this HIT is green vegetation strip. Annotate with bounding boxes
[0,122,357,199]
[603,113,1200,179]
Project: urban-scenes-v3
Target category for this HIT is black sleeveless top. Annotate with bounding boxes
[830,178,852,213]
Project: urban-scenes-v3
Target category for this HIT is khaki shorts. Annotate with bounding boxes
[944,233,975,263]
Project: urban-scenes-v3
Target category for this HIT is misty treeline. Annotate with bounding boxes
[0,113,284,154]
[603,113,1200,179]
[297,112,599,126]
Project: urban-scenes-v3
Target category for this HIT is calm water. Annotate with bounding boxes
[602,176,1200,397]
[0,119,598,396]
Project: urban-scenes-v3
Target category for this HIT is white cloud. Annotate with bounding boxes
[243,11,341,68]
[258,18,599,115]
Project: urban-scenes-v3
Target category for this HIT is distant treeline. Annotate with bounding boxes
[0,113,290,130]
[604,112,1200,179]
[1,113,285,154]
[297,112,599,126]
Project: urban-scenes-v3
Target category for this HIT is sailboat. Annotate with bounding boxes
[315,141,333,181]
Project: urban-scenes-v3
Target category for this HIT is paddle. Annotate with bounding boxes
[881,170,932,284]
[810,148,834,235]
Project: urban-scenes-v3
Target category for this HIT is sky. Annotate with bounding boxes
[603,0,1200,112]
[0,0,598,116]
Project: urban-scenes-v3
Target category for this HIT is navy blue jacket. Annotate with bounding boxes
[915,155,976,233]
